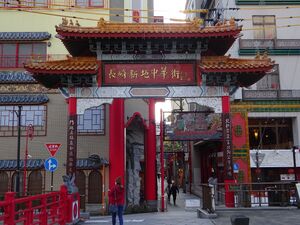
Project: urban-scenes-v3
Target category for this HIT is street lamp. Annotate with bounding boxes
[23,124,34,196]
[16,105,22,196]
[292,146,298,182]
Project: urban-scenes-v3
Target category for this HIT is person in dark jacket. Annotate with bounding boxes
[170,180,179,205]
[166,182,171,203]
[109,176,125,225]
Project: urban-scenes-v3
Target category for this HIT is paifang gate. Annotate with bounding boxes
[25,17,274,209]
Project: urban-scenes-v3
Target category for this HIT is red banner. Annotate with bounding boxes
[103,63,196,86]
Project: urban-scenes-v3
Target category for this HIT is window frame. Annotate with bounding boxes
[0,0,48,8]
[0,42,47,68]
[75,0,104,7]
[252,15,277,39]
[248,117,293,150]
[77,105,105,135]
[0,105,47,137]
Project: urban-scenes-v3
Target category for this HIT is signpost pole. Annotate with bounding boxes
[51,171,54,191]
[44,144,60,192]
[44,157,58,191]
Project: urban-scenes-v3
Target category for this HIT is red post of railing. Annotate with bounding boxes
[25,200,33,225]
[40,195,48,225]
[4,192,15,225]
[59,185,68,225]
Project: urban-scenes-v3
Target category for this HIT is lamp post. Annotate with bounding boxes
[160,109,165,212]
[292,146,298,181]
[16,105,22,196]
[23,124,34,196]
[255,149,262,207]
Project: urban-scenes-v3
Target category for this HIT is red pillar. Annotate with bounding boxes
[222,96,235,207]
[109,99,125,188]
[145,99,157,206]
[67,96,77,177]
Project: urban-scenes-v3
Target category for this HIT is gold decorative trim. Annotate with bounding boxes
[0,84,58,93]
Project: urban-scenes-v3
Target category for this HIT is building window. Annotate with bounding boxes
[0,105,47,137]
[75,0,104,7]
[0,43,47,68]
[77,105,105,135]
[249,118,293,150]
[253,15,276,39]
[256,64,280,90]
[0,0,48,8]
[24,0,48,7]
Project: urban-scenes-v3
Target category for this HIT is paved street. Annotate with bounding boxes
[80,188,300,225]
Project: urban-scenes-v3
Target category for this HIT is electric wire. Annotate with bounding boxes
[1,1,300,31]
[0,1,185,22]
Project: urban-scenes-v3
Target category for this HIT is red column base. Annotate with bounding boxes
[224,179,235,208]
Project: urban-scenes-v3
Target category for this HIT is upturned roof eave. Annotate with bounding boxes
[56,30,241,39]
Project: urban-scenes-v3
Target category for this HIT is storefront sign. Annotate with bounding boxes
[223,113,233,179]
[103,63,196,86]
[164,112,222,141]
[67,115,77,176]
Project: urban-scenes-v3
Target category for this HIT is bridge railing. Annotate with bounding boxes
[0,185,80,225]
[200,181,298,209]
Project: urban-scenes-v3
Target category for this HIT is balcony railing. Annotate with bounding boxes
[0,54,69,68]
[242,89,300,100]
[239,39,300,55]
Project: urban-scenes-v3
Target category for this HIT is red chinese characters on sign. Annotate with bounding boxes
[45,143,61,157]
[103,63,196,86]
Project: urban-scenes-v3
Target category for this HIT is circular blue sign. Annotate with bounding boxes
[44,157,58,172]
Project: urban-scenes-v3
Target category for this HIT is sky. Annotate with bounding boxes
[153,0,186,121]
[153,0,186,22]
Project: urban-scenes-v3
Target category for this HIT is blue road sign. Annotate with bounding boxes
[233,163,239,173]
[44,157,58,172]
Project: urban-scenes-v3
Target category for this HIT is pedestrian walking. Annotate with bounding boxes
[170,180,179,205]
[109,176,125,225]
[165,182,171,203]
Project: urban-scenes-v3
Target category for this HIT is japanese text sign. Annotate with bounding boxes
[45,143,62,157]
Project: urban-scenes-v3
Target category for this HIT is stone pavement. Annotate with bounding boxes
[81,185,300,225]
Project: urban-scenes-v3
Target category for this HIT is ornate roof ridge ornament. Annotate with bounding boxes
[97,17,107,28]
[255,51,274,62]
[190,17,204,28]
[58,18,80,28]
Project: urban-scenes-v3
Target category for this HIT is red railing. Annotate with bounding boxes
[0,185,80,225]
